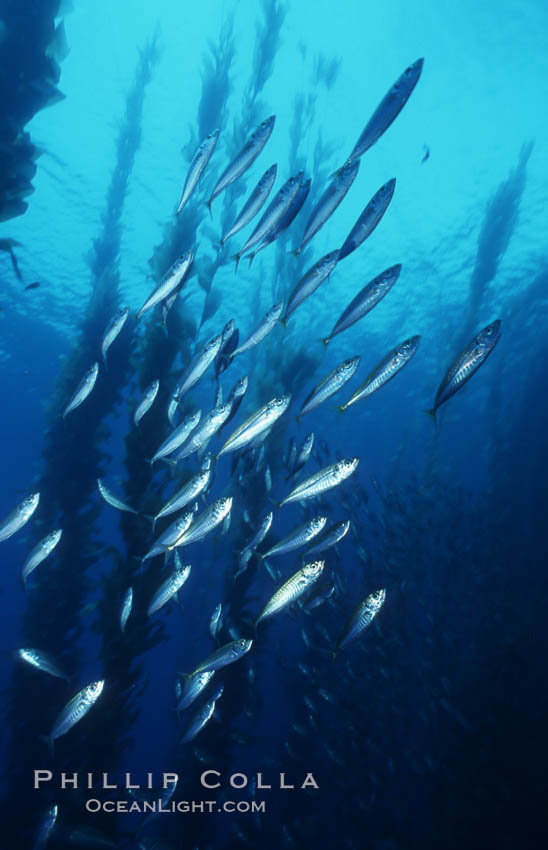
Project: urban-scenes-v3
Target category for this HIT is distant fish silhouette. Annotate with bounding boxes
[421,145,430,163]
[24,281,41,291]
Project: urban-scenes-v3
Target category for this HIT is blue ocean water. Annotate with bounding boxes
[1,1,547,848]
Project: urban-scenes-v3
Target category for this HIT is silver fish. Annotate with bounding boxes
[209,603,223,639]
[48,680,104,742]
[207,116,275,211]
[221,164,277,246]
[427,320,502,420]
[16,648,69,681]
[191,638,253,676]
[215,319,238,376]
[323,264,401,345]
[218,395,291,457]
[248,177,311,262]
[243,511,273,554]
[306,519,350,555]
[21,528,62,585]
[177,670,215,710]
[175,334,223,399]
[338,179,396,261]
[262,516,327,558]
[137,251,193,319]
[180,698,216,743]
[0,492,40,543]
[283,250,340,323]
[160,288,181,336]
[133,379,159,427]
[255,561,325,626]
[63,362,99,417]
[230,302,284,358]
[34,804,58,850]
[341,59,424,169]
[298,357,360,418]
[120,587,133,633]
[222,376,249,430]
[294,161,359,255]
[235,172,303,268]
[174,403,232,461]
[167,393,179,427]
[288,432,314,478]
[97,479,137,515]
[147,564,191,616]
[340,336,420,410]
[150,410,201,463]
[168,497,233,550]
[335,588,386,655]
[100,307,129,364]
[143,508,196,562]
[280,458,359,507]
[152,468,211,527]
[177,129,220,214]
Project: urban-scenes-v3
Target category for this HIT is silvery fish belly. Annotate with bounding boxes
[236,171,303,262]
[191,638,253,676]
[295,159,360,254]
[218,395,291,456]
[243,511,273,553]
[97,479,137,514]
[100,306,129,363]
[169,498,233,549]
[143,508,196,561]
[175,334,223,398]
[120,587,133,632]
[255,560,325,625]
[324,264,401,345]
[281,458,359,506]
[147,565,191,616]
[221,163,277,245]
[177,128,220,214]
[343,58,424,167]
[63,362,99,417]
[133,378,159,426]
[298,357,360,418]
[180,698,216,743]
[341,335,421,409]
[137,250,193,319]
[154,468,211,524]
[284,250,340,321]
[263,516,327,558]
[207,115,275,209]
[429,319,502,416]
[50,680,104,741]
[21,528,62,583]
[0,493,40,543]
[231,302,284,357]
[306,519,351,555]
[16,648,69,681]
[177,670,215,711]
[338,179,396,261]
[175,402,232,461]
[151,409,201,463]
[337,588,387,652]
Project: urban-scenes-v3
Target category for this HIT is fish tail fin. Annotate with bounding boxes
[247,253,255,269]
[206,199,213,218]
[231,253,240,273]
[424,408,437,423]
[289,248,300,257]
[321,337,330,347]
[336,405,346,415]
[329,650,337,663]
[278,317,287,329]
